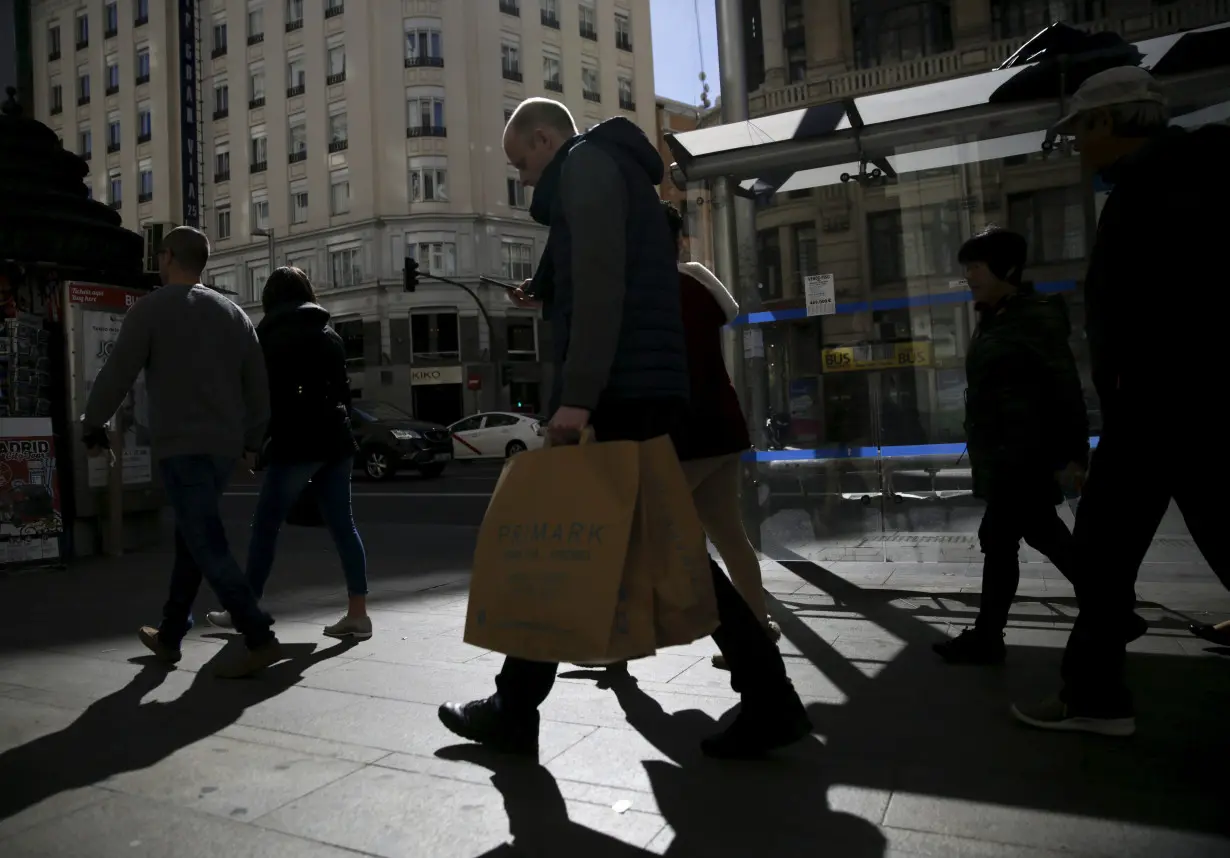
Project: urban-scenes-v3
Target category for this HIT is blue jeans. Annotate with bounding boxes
[159,455,275,650]
[246,456,368,600]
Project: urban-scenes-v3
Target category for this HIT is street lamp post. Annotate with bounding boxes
[252,227,276,270]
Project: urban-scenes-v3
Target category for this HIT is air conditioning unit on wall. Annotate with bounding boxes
[142,222,177,273]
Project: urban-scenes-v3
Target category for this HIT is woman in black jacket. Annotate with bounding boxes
[206,267,370,639]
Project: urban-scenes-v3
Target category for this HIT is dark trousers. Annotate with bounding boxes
[1060,415,1228,714]
[157,455,275,650]
[493,398,792,715]
[975,495,1080,635]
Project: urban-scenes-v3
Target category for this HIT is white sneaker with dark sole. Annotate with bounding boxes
[1010,698,1135,737]
[323,615,373,640]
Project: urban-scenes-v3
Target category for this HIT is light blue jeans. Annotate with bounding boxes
[246,456,368,599]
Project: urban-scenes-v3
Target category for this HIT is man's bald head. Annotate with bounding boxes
[503,98,578,188]
[158,226,210,285]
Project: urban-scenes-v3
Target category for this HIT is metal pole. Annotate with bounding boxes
[267,229,276,269]
[715,0,769,549]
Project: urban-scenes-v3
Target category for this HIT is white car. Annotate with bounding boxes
[448,412,546,459]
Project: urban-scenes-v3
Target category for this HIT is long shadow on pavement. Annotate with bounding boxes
[0,637,356,822]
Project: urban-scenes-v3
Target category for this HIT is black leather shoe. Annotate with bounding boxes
[700,694,812,760]
[438,697,539,756]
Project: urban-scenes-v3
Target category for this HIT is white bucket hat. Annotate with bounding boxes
[1050,65,1167,136]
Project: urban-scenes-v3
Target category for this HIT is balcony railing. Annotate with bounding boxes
[76,39,88,50]
[544,79,562,93]
[287,84,305,97]
[503,68,523,82]
[251,160,268,173]
[104,27,118,39]
[541,12,559,28]
[325,2,344,18]
[288,149,307,163]
[582,89,600,103]
[138,192,153,203]
[106,142,120,153]
[619,97,635,111]
[105,84,119,96]
[212,45,227,58]
[247,33,264,45]
[49,50,61,62]
[328,139,348,152]
[407,125,447,138]
[405,55,444,68]
[50,104,63,115]
[215,170,230,182]
[286,19,303,32]
[81,150,91,161]
[108,200,122,210]
[327,71,346,85]
[499,0,520,15]
[213,107,229,120]
[579,24,596,41]
[77,95,90,106]
[135,73,150,85]
[616,34,632,51]
[135,14,148,26]
[249,96,265,109]
[137,131,151,143]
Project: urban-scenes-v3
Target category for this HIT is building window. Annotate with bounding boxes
[212,16,228,56]
[104,2,118,38]
[411,312,460,359]
[78,126,91,159]
[407,239,457,276]
[138,159,154,202]
[757,230,782,300]
[868,204,962,284]
[137,101,152,142]
[615,10,632,50]
[75,12,89,49]
[135,0,149,26]
[287,55,306,95]
[247,262,270,302]
[500,0,521,15]
[105,56,120,94]
[215,141,230,179]
[329,110,348,151]
[77,68,90,104]
[291,180,309,224]
[579,0,597,40]
[325,0,345,17]
[406,89,446,135]
[409,157,448,202]
[501,240,535,281]
[787,46,807,82]
[506,317,537,359]
[582,64,600,102]
[330,168,350,214]
[286,253,315,280]
[251,126,269,170]
[1008,186,1086,265]
[108,169,122,206]
[991,0,1104,41]
[213,80,229,118]
[209,268,236,296]
[404,21,444,67]
[543,52,562,91]
[541,0,559,27]
[329,246,362,287]
[48,24,61,60]
[50,81,63,115]
[216,205,231,240]
[618,75,634,110]
[327,41,346,84]
[502,40,522,82]
[136,45,151,83]
[106,114,121,152]
[288,112,307,160]
[793,223,817,293]
[249,63,266,106]
[252,192,270,230]
[507,176,528,209]
[286,0,304,28]
[248,2,265,44]
[852,1,954,69]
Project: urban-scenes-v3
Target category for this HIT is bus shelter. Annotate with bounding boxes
[665,21,1230,565]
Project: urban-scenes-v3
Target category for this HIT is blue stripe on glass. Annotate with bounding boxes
[742,435,1102,462]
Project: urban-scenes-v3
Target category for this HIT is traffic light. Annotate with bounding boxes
[403,256,419,292]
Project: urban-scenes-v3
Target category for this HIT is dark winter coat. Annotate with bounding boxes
[674,262,750,461]
[256,302,358,465]
[964,293,1089,502]
[1085,124,1230,426]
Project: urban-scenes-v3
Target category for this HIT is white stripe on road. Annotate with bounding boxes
[223,491,492,498]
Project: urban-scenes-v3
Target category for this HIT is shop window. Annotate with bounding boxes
[506,318,537,360]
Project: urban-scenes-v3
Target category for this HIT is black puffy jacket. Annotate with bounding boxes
[257,302,358,465]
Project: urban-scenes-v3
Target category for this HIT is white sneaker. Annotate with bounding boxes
[323,615,373,640]
[205,611,234,629]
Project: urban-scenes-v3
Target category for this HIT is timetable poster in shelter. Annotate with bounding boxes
[82,309,152,488]
[0,421,64,565]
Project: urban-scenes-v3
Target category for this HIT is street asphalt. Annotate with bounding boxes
[0,461,1227,856]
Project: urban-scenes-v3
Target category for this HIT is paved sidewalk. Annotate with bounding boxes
[0,525,1228,857]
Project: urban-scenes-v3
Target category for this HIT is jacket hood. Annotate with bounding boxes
[257,302,331,335]
[584,117,665,184]
[679,262,739,323]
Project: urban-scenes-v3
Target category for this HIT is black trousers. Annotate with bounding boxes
[1060,412,1228,714]
[975,494,1080,635]
[493,398,791,715]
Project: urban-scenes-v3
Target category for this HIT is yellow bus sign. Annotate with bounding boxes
[822,341,933,373]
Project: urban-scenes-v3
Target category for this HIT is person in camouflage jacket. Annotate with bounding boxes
[934,227,1090,665]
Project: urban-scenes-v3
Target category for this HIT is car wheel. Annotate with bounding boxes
[505,440,527,458]
[363,449,394,481]
[418,463,446,479]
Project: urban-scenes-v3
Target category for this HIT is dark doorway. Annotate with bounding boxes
[411,383,463,426]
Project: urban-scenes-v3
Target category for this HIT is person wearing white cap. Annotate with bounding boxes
[1011,65,1230,736]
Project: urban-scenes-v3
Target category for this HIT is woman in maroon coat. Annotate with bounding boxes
[664,202,781,668]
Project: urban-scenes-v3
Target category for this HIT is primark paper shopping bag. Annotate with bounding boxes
[638,435,719,647]
[465,435,643,663]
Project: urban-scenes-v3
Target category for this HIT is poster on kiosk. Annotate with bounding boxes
[64,282,161,521]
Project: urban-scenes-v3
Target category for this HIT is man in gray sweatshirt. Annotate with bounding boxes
[82,226,280,678]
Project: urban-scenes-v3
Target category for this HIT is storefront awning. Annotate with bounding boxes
[666,21,1230,189]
